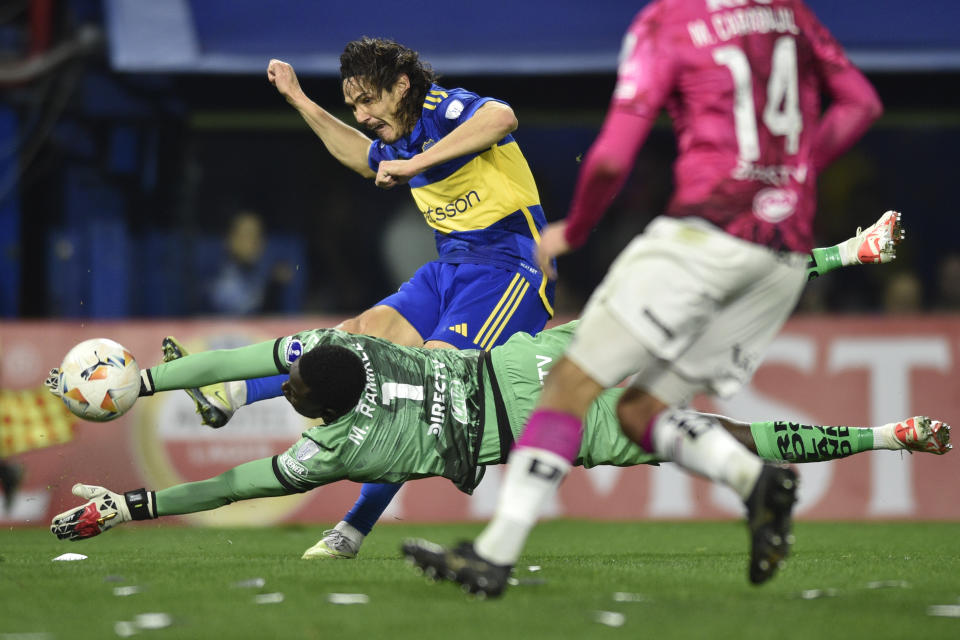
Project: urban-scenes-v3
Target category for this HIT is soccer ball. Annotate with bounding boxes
[58,338,141,422]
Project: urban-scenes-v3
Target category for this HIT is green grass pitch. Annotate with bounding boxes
[3,521,959,639]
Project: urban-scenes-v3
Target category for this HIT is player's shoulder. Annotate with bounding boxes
[422,84,485,123]
[624,0,705,44]
[631,0,698,26]
[277,327,342,367]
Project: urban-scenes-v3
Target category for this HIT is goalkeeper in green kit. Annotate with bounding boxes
[48,308,949,547]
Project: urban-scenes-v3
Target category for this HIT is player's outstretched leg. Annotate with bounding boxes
[744,464,798,585]
[302,482,401,559]
[807,210,904,280]
[891,416,951,454]
[843,210,903,265]
[743,415,952,462]
[640,408,799,584]
[402,539,512,599]
[161,336,246,428]
[303,520,366,559]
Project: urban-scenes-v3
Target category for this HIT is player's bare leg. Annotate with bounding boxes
[338,305,425,347]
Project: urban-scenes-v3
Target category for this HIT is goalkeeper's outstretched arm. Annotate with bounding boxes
[51,457,294,541]
[138,340,281,396]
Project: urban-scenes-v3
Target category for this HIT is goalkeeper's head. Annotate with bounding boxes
[283,344,366,423]
[339,37,437,141]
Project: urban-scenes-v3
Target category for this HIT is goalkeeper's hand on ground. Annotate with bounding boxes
[44,368,61,398]
[50,483,156,541]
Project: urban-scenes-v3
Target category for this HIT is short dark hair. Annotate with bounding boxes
[340,37,437,136]
[297,344,367,423]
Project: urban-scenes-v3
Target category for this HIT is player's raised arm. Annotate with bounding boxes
[800,7,883,173]
[550,10,676,261]
[267,59,375,178]
[375,101,518,188]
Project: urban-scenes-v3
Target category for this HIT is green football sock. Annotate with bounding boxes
[750,421,875,462]
[806,245,843,281]
[156,457,291,516]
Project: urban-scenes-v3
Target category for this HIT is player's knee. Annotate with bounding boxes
[338,310,392,338]
[338,315,363,334]
[340,307,423,346]
[616,387,665,443]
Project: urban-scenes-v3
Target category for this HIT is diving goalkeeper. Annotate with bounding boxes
[47,321,949,546]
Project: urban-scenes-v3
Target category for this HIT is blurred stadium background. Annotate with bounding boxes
[1,0,959,527]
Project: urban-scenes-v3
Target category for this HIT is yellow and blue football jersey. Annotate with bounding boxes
[367,84,553,314]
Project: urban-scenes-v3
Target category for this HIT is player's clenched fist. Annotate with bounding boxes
[267,59,304,103]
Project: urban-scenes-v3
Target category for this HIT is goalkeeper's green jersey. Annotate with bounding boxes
[273,329,486,494]
[148,322,659,496]
[272,324,659,495]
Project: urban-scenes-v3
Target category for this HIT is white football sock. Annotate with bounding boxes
[474,447,571,566]
[651,409,763,500]
[333,520,365,545]
[872,421,901,450]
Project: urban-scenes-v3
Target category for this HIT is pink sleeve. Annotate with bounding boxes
[609,2,676,119]
[801,3,883,172]
[563,4,674,248]
[563,108,656,249]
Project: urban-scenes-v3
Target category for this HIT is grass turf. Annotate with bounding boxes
[3,520,959,639]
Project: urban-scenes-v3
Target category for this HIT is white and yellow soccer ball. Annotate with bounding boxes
[58,338,140,422]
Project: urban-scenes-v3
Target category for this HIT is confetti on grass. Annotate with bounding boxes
[327,593,369,605]
[232,578,266,589]
[866,580,910,589]
[593,611,626,628]
[612,592,647,602]
[134,613,172,630]
[254,593,285,605]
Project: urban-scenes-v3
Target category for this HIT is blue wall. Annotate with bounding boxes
[105,0,960,74]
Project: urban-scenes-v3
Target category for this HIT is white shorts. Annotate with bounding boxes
[567,216,807,405]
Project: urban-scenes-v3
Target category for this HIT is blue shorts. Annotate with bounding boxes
[377,261,553,350]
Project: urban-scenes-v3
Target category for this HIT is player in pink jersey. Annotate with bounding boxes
[403,0,884,596]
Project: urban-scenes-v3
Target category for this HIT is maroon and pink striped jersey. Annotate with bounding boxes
[564,0,882,252]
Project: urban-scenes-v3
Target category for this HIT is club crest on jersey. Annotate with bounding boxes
[444,100,464,120]
[422,138,436,152]
[285,339,304,365]
[296,439,321,461]
[753,188,797,223]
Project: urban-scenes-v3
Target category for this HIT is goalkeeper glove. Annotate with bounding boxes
[50,483,156,541]
[44,368,61,398]
[45,367,156,398]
